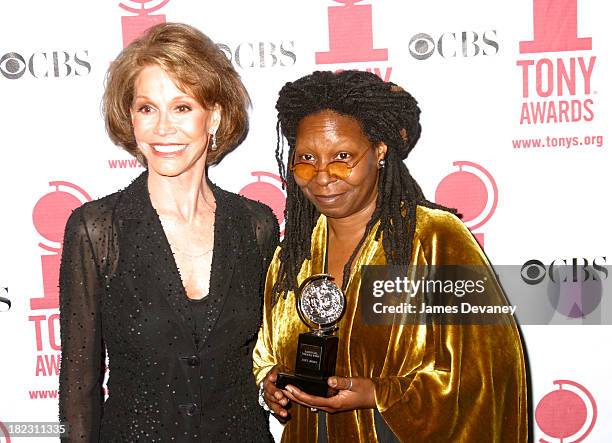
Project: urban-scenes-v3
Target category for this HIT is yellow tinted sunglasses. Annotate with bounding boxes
[290,148,370,182]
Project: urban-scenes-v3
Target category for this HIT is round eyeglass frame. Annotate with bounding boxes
[290,147,371,182]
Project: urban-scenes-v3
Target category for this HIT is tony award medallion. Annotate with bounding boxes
[276,274,346,397]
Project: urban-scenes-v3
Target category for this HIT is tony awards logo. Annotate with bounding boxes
[119,0,171,48]
[516,0,596,126]
[0,420,11,443]
[316,0,388,64]
[31,181,91,310]
[277,275,346,397]
[435,161,498,248]
[520,0,591,53]
[535,379,597,442]
[239,171,286,237]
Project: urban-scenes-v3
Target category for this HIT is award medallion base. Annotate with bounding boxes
[276,372,337,398]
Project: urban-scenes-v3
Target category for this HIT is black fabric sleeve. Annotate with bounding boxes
[58,207,105,442]
[260,208,280,271]
[244,199,280,269]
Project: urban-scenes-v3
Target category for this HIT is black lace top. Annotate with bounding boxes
[58,172,278,442]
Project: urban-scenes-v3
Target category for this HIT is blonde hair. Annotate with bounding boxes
[103,22,250,165]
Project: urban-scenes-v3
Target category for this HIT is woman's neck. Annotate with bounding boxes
[326,195,377,244]
[147,167,215,222]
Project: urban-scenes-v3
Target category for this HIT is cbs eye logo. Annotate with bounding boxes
[0,53,25,79]
[0,287,10,312]
[408,30,499,60]
[520,257,607,320]
[0,50,90,79]
[520,257,608,285]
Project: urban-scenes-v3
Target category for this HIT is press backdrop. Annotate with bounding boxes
[1,1,610,441]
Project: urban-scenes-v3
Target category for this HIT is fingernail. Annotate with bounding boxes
[286,386,294,394]
[329,377,337,387]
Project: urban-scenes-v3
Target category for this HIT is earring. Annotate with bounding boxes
[377,158,386,169]
[210,132,218,151]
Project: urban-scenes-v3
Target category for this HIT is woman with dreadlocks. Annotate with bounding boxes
[253,71,527,442]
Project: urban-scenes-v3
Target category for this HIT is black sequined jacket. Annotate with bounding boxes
[58,171,278,442]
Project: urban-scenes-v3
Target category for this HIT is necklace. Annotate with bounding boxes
[170,244,213,259]
[159,215,214,259]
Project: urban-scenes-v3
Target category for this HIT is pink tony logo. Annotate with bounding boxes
[30,182,91,311]
[435,161,498,248]
[119,0,171,48]
[0,419,11,442]
[520,0,591,54]
[535,379,597,442]
[316,0,388,64]
[239,172,286,237]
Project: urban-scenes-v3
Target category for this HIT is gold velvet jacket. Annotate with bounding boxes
[253,206,527,442]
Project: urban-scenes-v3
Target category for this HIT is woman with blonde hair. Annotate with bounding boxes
[59,23,277,441]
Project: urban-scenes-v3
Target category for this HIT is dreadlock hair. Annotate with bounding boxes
[273,70,452,302]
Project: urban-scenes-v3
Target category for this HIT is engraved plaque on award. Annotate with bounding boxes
[276,274,346,397]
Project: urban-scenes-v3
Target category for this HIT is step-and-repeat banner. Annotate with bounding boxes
[1,1,610,441]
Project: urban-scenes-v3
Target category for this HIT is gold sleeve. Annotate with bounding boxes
[253,246,282,385]
[372,210,527,442]
[251,209,527,442]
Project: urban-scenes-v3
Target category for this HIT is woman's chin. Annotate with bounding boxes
[147,162,204,179]
[314,205,349,219]
[148,167,184,178]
